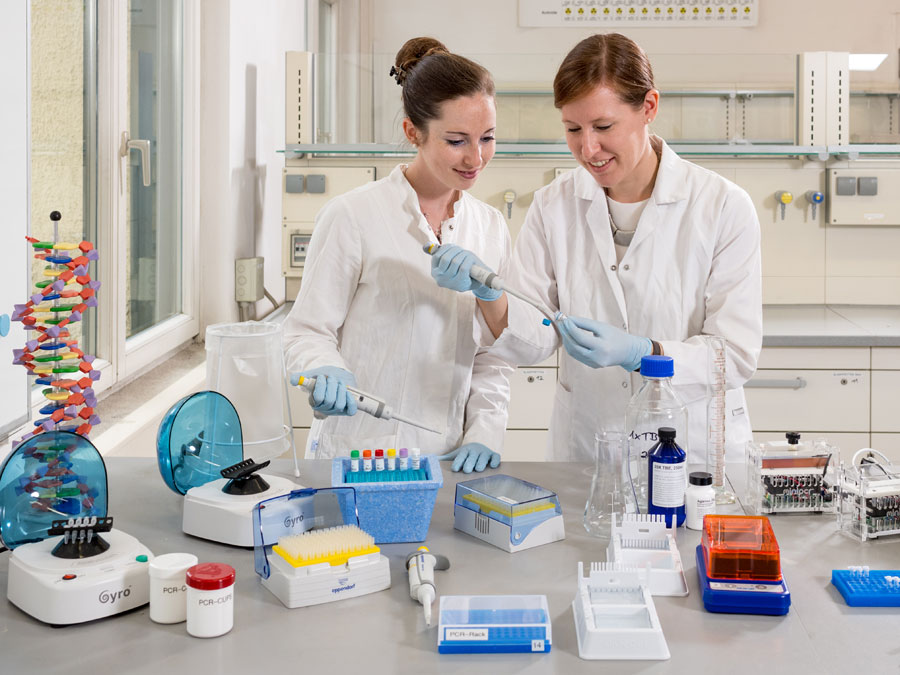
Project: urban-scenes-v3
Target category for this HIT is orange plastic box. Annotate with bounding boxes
[701,515,781,582]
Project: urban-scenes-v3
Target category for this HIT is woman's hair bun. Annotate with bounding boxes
[390,37,449,85]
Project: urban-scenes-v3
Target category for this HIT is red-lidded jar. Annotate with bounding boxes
[185,563,235,637]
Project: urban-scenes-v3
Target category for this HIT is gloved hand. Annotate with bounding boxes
[290,366,358,417]
[557,315,652,372]
[429,244,501,301]
[438,442,501,473]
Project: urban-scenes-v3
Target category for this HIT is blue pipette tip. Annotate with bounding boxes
[542,318,551,326]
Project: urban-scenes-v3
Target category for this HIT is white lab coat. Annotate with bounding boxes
[283,165,513,459]
[487,138,762,463]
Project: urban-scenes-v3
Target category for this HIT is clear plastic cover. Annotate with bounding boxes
[745,435,839,515]
[0,431,107,549]
[156,391,243,495]
[252,487,359,579]
[455,474,561,526]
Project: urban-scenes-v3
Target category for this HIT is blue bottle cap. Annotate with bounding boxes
[640,355,674,378]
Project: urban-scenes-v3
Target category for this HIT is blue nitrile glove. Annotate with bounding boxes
[290,366,358,417]
[438,442,501,473]
[429,244,502,301]
[557,315,652,371]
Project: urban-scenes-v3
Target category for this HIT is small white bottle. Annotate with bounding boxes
[410,447,421,470]
[685,471,716,530]
[149,552,198,624]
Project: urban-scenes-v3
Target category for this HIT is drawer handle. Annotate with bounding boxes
[745,377,807,390]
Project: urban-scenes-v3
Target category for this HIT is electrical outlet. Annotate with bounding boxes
[235,257,264,302]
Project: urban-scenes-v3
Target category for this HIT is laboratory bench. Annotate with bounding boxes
[762,304,900,347]
[2,459,898,675]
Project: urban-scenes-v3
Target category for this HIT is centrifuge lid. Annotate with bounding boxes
[156,390,243,495]
[0,431,108,550]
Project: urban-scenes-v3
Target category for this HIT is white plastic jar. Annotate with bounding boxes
[185,562,235,638]
[148,552,198,624]
[685,471,716,530]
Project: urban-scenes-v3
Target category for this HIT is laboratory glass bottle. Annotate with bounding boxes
[648,427,687,528]
[624,355,688,514]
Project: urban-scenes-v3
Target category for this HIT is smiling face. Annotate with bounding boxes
[561,84,660,202]
[404,93,497,192]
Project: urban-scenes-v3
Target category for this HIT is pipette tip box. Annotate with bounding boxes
[453,475,565,553]
[831,568,900,606]
[437,595,552,654]
[331,455,442,544]
[696,515,791,615]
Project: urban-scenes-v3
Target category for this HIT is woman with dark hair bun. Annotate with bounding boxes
[431,33,762,465]
[283,37,511,473]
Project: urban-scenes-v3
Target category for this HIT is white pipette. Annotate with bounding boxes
[406,546,450,626]
[423,244,561,325]
[293,375,441,434]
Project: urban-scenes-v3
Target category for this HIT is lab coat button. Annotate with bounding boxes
[621,381,628,389]
[448,224,454,230]
[610,264,617,271]
[623,264,630,271]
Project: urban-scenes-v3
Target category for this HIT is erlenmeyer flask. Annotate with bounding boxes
[584,430,628,539]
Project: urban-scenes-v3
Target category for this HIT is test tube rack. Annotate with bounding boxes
[746,435,838,515]
[572,562,670,661]
[831,567,900,607]
[837,451,900,542]
[606,514,688,596]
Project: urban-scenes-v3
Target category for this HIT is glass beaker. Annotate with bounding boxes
[584,430,628,539]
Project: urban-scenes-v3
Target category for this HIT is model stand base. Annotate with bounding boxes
[7,529,152,625]
[261,550,390,608]
[572,562,669,660]
[607,514,688,596]
[183,474,298,547]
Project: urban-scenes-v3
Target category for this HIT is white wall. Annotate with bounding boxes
[369,0,900,143]
[200,0,305,332]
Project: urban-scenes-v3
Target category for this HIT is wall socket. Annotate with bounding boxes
[235,257,264,302]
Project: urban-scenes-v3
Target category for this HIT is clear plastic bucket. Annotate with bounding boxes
[205,321,294,463]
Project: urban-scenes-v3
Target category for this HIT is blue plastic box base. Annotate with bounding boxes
[331,455,442,544]
[696,545,791,616]
[831,569,900,606]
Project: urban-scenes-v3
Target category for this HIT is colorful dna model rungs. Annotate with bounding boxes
[11,211,101,449]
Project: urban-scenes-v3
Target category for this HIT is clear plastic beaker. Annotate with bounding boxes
[205,321,295,465]
[584,431,628,539]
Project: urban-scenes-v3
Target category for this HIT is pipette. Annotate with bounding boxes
[406,545,450,626]
[423,244,560,325]
[293,375,441,434]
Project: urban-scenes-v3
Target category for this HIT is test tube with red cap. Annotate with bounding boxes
[374,449,385,472]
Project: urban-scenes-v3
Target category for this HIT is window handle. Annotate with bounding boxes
[119,131,151,187]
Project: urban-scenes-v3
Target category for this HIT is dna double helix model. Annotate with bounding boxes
[11,211,101,449]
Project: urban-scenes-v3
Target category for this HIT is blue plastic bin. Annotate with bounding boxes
[330,455,442,543]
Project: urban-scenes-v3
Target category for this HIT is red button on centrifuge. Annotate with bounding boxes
[62,574,76,580]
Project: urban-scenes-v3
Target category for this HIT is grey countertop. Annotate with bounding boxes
[2,459,899,674]
[763,304,900,347]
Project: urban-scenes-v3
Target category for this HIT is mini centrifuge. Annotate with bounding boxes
[157,391,298,546]
[0,431,153,625]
